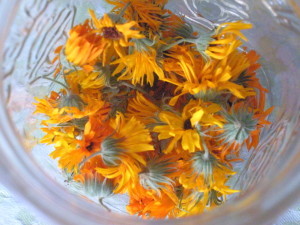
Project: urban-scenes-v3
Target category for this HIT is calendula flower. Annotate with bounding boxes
[34,88,110,126]
[127,188,179,219]
[54,116,113,173]
[177,189,206,217]
[95,113,154,193]
[153,100,223,153]
[42,126,79,171]
[245,105,274,150]
[139,155,177,195]
[228,50,269,111]
[106,0,166,31]
[40,126,77,149]
[161,10,194,39]
[163,44,201,79]
[97,156,142,193]
[219,102,273,160]
[34,91,76,125]
[179,152,238,195]
[65,20,105,70]
[220,107,258,146]
[101,112,154,166]
[179,188,234,217]
[164,55,256,106]
[112,47,164,86]
[127,92,160,125]
[73,169,117,211]
[89,10,144,65]
[57,90,86,110]
[75,171,115,201]
[193,21,252,60]
[65,70,106,95]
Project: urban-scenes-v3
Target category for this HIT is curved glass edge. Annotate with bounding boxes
[0,1,300,225]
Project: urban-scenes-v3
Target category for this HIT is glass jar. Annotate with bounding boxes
[0,0,300,224]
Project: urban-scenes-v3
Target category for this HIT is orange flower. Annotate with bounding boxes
[34,89,110,126]
[96,113,154,193]
[127,188,178,219]
[205,21,253,60]
[65,20,105,70]
[89,11,144,65]
[246,106,274,150]
[219,102,273,160]
[112,47,164,86]
[52,116,113,173]
[126,92,160,125]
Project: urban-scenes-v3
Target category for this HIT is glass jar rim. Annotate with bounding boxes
[0,1,300,224]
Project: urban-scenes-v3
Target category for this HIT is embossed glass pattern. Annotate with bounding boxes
[0,0,300,225]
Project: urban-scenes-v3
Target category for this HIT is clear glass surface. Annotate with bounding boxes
[0,0,300,225]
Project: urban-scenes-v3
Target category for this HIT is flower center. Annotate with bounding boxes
[102,27,123,40]
[184,119,193,130]
[86,142,94,151]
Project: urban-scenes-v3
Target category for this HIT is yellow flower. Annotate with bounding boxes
[177,189,206,217]
[190,61,255,98]
[153,100,223,153]
[178,152,239,213]
[89,10,144,65]
[178,187,237,217]
[34,88,110,126]
[111,48,164,86]
[44,126,79,171]
[50,116,112,173]
[104,112,154,165]
[163,53,256,105]
[96,156,141,194]
[127,92,160,125]
[34,91,73,125]
[65,20,105,70]
[225,50,269,110]
[206,21,253,60]
[138,155,178,195]
[40,126,77,147]
[65,70,106,95]
[179,152,238,194]
[163,44,201,80]
[106,0,166,31]
[96,112,154,193]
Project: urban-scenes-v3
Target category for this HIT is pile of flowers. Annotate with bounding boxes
[34,0,273,219]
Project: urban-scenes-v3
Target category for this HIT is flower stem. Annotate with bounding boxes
[79,151,103,170]
[43,77,69,89]
[99,198,111,212]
